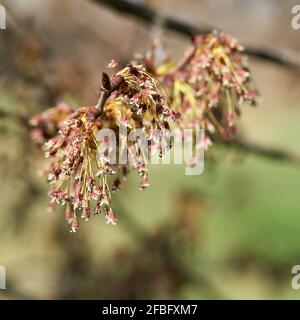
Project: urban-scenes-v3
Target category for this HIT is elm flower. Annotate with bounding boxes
[45,105,116,231]
[34,63,175,231]
[139,31,259,148]
[103,64,176,191]
[29,102,73,146]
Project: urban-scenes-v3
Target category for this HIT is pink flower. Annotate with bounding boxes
[104,207,117,225]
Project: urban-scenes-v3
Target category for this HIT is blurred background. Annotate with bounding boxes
[0,0,300,299]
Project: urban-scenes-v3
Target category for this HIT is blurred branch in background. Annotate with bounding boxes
[1,104,300,167]
[220,138,300,166]
[2,0,300,168]
[85,0,300,167]
[0,110,28,127]
[92,0,300,73]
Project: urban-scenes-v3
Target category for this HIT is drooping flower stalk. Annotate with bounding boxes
[139,31,259,149]
[32,63,175,231]
[29,31,260,232]
[29,102,74,146]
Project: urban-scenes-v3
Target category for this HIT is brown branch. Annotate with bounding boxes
[94,73,124,117]
[219,138,300,166]
[3,1,299,166]
[95,72,112,112]
[0,110,28,126]
[87,0,300,167]
[91,0,300,73]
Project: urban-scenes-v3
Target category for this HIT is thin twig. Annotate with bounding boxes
[0,110,28,126]
[3,0,299,166]
[95,73,124,115]
[92,0,300,72]
[219,138,300,165]
[87,0,300,166]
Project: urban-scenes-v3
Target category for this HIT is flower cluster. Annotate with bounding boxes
[105,64,178,188]
[46,105,118,231]
[140,31,259,148]
[30,31,259,232]
[37,63,175,231]
[29,102,73,146]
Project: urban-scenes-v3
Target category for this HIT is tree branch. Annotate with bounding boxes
[94,73,124,118]
[92,0,300,72]
[0,110,28,126]
[87,0,300,166]
[3,0,298,166]
[219,138,300,166]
